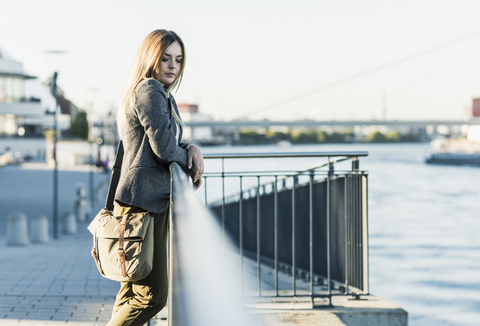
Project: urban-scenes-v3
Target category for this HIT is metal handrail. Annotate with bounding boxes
[203,151,368,159]
[202,151,365,205]
[203,151,365,180]
[168,163,250,326]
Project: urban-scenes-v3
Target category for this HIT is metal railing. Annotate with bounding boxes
[202,151,369,304]
[168,150,369,325]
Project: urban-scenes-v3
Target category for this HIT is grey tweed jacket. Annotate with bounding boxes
[115,78,189,213]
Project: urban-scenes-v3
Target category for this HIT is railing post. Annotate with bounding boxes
[362,174,369,294]
[309,170,314,297]
[204,176,208,205]
[292,175,297,296]
[329,159,335,175]
[344,174,349,294]
[327,158,332,305]
[274,176,278,296]
[222,158,225,245]
[239,176,244,295]
[257,176,261,296]
[352,157,359,171]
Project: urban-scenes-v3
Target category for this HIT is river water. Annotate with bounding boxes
[201,143,480,326]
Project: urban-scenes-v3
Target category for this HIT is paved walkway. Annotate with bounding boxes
[1,225,116,325]
[0,224,169,326]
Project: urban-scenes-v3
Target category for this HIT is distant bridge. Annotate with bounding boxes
[185,119,480,128]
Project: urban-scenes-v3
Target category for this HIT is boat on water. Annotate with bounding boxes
[426,151,480,165]
[425,137,480,166]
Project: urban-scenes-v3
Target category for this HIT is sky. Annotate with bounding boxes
[2,0,480,121]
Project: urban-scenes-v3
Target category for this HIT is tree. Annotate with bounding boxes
[365,131,388,143]
[266,131,291,143]
[71,110,89,140]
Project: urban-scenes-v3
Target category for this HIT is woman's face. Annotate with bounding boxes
[156,41,183,86]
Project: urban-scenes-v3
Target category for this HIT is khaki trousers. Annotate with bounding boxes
[106,204,169,326]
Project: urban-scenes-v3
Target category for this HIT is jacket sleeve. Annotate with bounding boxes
[179,142,190,149]
[134,79,188,169]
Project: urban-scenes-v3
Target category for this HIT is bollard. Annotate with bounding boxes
[75,186,88,223]
[31,214,49,243]
[76,185,86,198]
[62,212,77,234]
[7,211,29,246]
[95,180,109,203]
[75,198,89,223]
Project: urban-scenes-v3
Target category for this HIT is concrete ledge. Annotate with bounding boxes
[331,295,408,326]
[247,310,348,326]
[245,295,408,326]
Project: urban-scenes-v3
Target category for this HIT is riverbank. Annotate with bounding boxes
[235,128,423,145]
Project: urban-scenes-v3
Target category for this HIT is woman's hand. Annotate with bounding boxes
[187,144,204,190]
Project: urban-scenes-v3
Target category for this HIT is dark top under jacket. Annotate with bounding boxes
[115,78,189,213]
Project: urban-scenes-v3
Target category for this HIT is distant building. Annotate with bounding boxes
[467,98,480,142]
[0,45,73,137]
[177,103,214,144]
[178,103,198,114]
[0,45,40,136]
[472,98,480,118]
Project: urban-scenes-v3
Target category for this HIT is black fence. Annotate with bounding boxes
[203,152,369,301]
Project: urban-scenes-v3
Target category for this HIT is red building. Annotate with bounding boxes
[472,98,480,117]
[177,103,198,114]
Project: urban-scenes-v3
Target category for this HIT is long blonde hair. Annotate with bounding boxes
[118,30,186,135]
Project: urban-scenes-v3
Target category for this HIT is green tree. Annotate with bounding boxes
[266,131,291,143]
[71,110,89,140]
[365,131,388,143]
[401,132,421,142]
[343,129,354,143]
[327,131,345,143]
[239,129,266,145]
[387,130,401,142]
[317,130,328,142]
[292,130,318,143]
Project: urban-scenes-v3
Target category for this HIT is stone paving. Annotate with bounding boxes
[0,226,169,326]
[0,226,119,325]
[0,163,169,326]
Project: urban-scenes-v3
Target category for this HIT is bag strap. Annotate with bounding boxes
[105,141,124,211]
[118,213,128,277]
[91,229,105,276]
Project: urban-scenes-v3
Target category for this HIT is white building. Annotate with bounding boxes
[177,103,214,143]
[0,45,70,137]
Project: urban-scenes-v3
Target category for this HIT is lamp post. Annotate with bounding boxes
[46,50,66,239]
[87,88,97,206]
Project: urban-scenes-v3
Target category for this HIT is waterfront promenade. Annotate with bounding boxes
[1,162,406,325]
[0,225,405,326]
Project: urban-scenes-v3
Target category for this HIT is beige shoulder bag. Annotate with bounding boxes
[87,141,154,282]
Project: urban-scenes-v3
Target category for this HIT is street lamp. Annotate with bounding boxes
[45,50,66,240]
[86,88,97,206]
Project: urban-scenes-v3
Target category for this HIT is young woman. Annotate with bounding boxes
[108,29,204,326]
